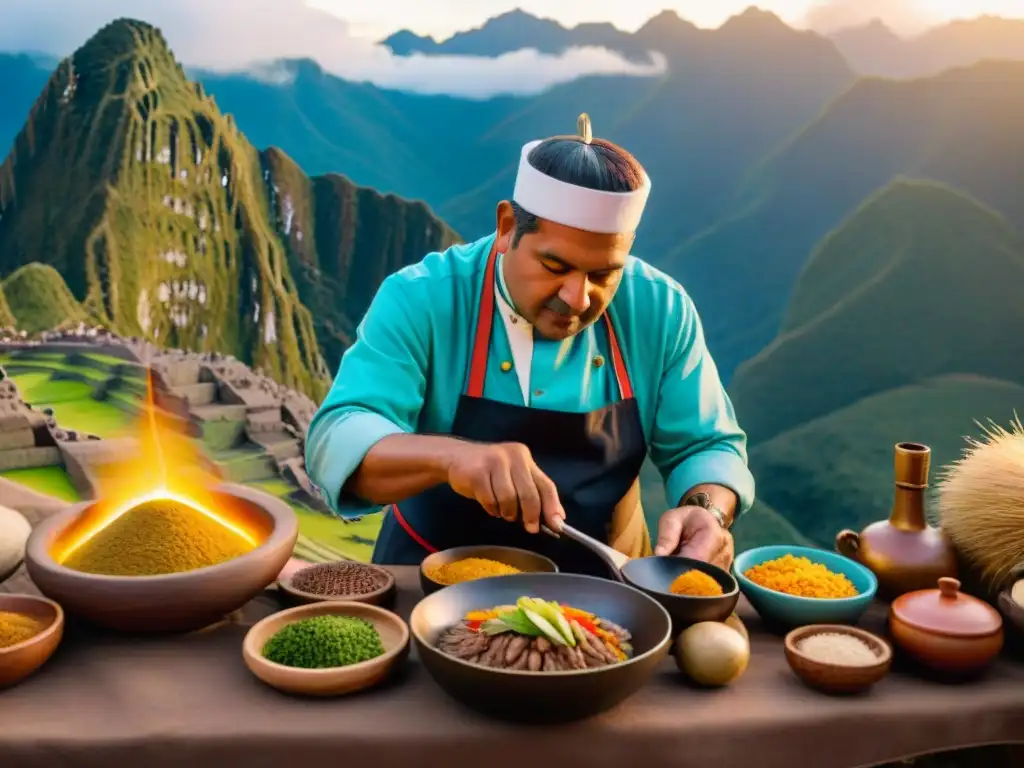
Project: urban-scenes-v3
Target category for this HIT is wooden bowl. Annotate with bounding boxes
[278,562,396,608]
[25,483,298,633]
[0,594,64,688]
[784,624,892,695]
[243,601,409,696]
[621,556,740,637]
[419,545,558,595]
[410,572,672,723]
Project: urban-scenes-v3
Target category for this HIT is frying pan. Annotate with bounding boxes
[545,521,739,636]
[410,572,672,723]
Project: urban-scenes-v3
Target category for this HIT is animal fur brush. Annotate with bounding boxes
[937,416,1024,592]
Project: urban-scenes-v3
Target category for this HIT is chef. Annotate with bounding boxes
[305,114,755,574]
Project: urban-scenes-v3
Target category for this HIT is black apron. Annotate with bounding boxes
[370,241,647,577]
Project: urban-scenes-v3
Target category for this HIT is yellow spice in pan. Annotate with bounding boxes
[425,557,521,585]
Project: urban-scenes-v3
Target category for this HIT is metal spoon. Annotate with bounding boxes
[542,518,629,582]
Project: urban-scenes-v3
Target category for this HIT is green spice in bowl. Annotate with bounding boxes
[262,615,385,669]
[243,601,410,696]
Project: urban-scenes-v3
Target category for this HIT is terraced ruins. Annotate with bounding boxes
[0,325,381,562]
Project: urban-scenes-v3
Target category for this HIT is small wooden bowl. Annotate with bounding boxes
[0,594,64,688]
[419,545,558,596]
[26,483,298,633]
[784,624,892,695]
[242,601,409,697]
[278,562,396,608]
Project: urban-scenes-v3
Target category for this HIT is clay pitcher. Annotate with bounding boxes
[836,442,958,600]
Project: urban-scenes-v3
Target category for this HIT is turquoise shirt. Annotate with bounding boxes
[306,233,755,519]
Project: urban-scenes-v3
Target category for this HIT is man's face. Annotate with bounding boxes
[495,201,633,341]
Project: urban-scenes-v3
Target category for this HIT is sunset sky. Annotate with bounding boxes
[0,0,1021,98]
[312,0,1024,40]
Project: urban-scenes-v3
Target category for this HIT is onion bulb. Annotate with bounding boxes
[674,621,750,687]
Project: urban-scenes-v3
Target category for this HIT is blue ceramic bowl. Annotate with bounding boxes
[733,545,878,631]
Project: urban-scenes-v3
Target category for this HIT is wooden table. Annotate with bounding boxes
[1,567,1023,768]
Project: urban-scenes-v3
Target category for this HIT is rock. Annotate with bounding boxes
[0,504,32,584]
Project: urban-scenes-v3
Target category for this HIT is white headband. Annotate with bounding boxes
[512,139,651,234]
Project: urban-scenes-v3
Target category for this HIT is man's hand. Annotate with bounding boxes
[446,441,565,534]
[654,506,734,569]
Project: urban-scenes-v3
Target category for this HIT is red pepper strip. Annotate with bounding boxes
[558,607,600,636]
[569,615,599,636]
[467,620,483,632]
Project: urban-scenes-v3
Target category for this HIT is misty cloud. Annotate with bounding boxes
[0,0,666,98]
[801,0,939,35]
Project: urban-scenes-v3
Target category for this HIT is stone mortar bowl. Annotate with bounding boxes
[25,483,298,633]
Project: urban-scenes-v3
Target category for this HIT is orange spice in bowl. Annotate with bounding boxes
[668,570,724,597]
[744,554,858,599]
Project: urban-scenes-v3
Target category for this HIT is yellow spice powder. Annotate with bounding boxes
[744,554,858,599]
[669,570,724,596]
[425,557,521,585]
[62,499,253,576]
[0,610,45,649]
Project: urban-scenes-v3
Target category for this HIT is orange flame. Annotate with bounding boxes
[52,370,261,564]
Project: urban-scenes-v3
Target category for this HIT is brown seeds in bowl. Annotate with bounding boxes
[291,561,390,597]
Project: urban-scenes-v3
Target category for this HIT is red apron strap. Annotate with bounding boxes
[392,504,438,554]
[466,241,500,398]
[603,311,634,401]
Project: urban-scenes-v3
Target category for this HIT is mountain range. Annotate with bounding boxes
[382,8,1024,79]
[831,16,1024,77]
[736,179,1024,545]
[189,6,855,384]
[1,12,1022,552]
[671,57,1024,379]
[0,20,457,399]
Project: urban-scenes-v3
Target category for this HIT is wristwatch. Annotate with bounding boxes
[683,492,730,530]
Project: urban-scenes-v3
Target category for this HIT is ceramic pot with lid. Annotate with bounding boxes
[888,577,1004,676]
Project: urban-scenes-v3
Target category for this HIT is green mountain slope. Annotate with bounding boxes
[0,20,328,398]
[261,147,461,371]
[671,60,1024,380]
[1,263,86,333]
[729,179,1024,444]
[0,20,458,392]
[749,375,1024,548]
[0,282,14,328]
[733,501,815,552]
[191,60,508,215]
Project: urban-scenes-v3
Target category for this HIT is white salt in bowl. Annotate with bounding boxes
[784,624,892,695]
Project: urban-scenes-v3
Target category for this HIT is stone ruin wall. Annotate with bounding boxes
[0,323,330,512]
